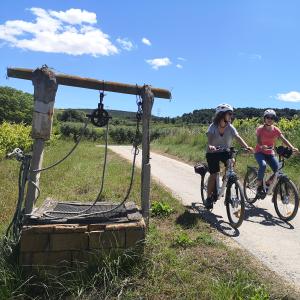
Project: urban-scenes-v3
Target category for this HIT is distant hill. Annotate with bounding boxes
[174,107,300,124]
[2,86,300,125]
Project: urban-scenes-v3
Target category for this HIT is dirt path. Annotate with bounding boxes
[109,145,300,289]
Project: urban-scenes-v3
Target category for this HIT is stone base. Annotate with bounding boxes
[19,219,146,267]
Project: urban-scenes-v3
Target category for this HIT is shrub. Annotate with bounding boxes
[0,86,33,124]
[0,122,32,159]
[59,122,104,141]
[151,201,174,217]
[173,232,194,248]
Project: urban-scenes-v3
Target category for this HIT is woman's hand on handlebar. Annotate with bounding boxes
[208,145,217,152]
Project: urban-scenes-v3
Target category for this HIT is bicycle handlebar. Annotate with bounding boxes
[6,148,24,160]
[212,146,250,154]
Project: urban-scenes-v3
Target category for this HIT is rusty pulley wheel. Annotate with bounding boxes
[89,106,111,127]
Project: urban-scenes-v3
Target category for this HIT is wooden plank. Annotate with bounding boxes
[7,67,172,99]
[141,85,154,228]
[25,139,45,214]
[25,67,58,214]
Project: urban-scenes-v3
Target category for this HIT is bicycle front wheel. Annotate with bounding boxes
[200,172,210,205]
[273,178,299,222]
[226,180,245,228]
[243,168,258,204]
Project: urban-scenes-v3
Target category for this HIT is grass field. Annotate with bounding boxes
[0,141,299,299]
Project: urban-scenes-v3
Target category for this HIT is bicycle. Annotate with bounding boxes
[243,146,299,222]
[196,147,246,228]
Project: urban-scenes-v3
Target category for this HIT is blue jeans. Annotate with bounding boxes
[255,152,279,181]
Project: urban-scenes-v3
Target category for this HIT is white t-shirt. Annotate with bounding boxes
[206,123,238,153]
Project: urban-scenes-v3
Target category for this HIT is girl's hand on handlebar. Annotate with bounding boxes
[261,145,273,151]
[208,145,217,151]
[246,146,254,153]
[292,147,299,154]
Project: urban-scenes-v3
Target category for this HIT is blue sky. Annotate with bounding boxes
[1,1,300,117]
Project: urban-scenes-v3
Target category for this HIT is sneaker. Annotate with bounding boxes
[205,197,214,210]
[256,185,265,199]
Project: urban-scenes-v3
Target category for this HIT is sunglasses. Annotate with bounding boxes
[265,116,275,120]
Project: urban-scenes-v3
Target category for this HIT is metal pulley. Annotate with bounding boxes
[88,92,111,127]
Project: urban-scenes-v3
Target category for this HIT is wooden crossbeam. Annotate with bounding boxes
[7,67,172,99]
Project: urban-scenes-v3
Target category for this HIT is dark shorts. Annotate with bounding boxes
[206,152,231,174]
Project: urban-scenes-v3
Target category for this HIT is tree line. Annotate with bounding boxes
[1,86,299,125]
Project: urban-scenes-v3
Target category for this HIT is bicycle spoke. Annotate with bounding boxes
[274,179,299,221]
[226,181,245,228]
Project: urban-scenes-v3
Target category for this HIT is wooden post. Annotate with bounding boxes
[141,85,154,227]
[25,67,58,214]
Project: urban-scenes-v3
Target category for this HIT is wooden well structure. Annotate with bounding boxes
[7,66,171,266]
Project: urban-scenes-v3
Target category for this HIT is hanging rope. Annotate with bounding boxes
[32,119,89,173]
[6,89,144,235]
[43,94,143,220]
[5,153,31,243]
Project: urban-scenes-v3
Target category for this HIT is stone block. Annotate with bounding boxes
[32,251,72,266]
[88,224,106,232]
[20,252,33,266]
[54,225,88,233]
[50,233,89,251]
[22,225,54,234]
[20,233,50,252]
[126,228,145,248]
[89,230,125,249]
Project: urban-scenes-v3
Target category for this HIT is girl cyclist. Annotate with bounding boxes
[255,109,298,197]
[205,104,253,209]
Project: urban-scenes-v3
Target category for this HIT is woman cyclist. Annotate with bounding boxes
[255,109,298,197]
[205,104,253,209]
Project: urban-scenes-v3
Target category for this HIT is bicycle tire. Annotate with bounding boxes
[243,168,258,204]
[200,173,209,205]
[226,179,245,228]
[273,178,299,222]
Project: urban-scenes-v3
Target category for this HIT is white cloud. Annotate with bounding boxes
[176,64,183,69]
[142,37,151,46]
[0,8,118,56]
[116,37,134,51]
[250,54,262,60]
[146,57,172,70]
[49,8,97,25]
[239,52,262,60]
[177,57,186,61]
[277,91,300,102]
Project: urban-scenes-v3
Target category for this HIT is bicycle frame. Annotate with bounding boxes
[263,158,284,195]
[213,152,237,201]
[246,154,286,198]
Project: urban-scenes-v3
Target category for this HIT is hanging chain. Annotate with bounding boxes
[133,87,143,150]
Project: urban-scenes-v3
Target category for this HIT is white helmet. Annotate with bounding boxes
[263,109,276,117]
[215,103,233,115]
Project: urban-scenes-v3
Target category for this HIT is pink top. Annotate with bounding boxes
[255,125,282,155]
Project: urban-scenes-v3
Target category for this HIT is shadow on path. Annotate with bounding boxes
[244,203,294,230]
[176,202,240,237]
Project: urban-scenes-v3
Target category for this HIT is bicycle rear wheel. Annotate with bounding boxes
[243,168,258,204]
[226,180,245,228]
[273,178,299,222]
